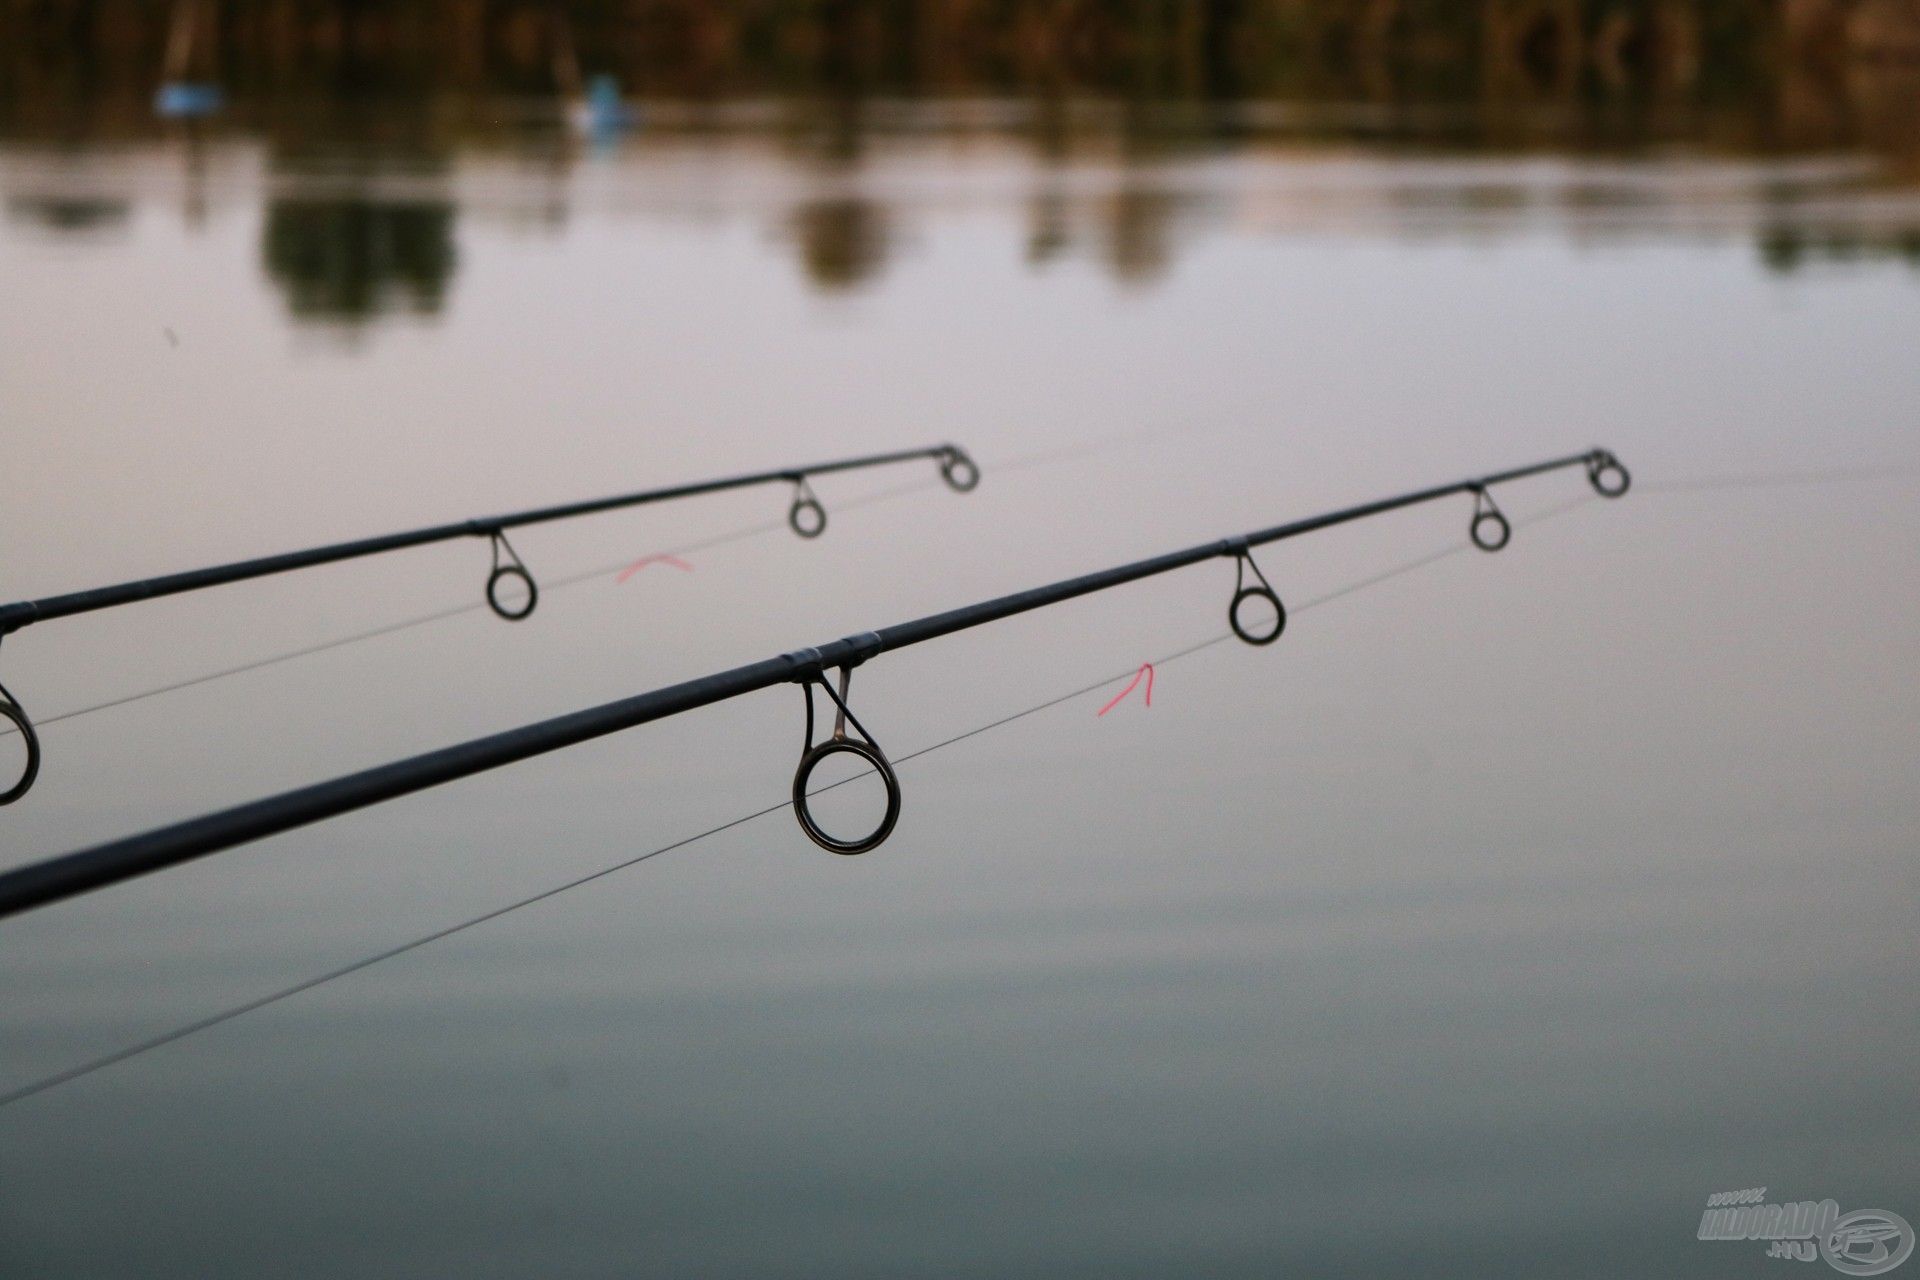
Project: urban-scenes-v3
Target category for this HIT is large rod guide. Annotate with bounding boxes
[0,448,1629,921]
[0,443,980,805]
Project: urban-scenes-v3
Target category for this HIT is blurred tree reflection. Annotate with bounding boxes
[5,195,130,237]
[1026,187,1072,266]
[6,0,1920,302]
[241,6,464,326]
[262,197,455,321]
[791,195,888,290]
[1103,184,1179,284]
[1759,225,1920,274]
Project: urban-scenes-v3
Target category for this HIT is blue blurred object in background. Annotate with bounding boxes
[154,82,224,120]
[570,75,637,140]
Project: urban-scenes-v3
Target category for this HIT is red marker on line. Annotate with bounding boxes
[1097,664,1154,717]
[616,555,694,584]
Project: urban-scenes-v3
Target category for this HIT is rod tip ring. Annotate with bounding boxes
[940,451,981,493]
[1589,456,1631,498]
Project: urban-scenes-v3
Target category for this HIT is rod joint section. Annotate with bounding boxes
[781,647,826,681]
[834,631,885,668]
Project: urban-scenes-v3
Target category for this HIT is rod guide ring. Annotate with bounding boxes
[1230,587,1286,646]
[792,737,901,855]
[939,449,980,493]
[791,668,899,855]
[788,478,827,539]
[486,566,538,621]
[1227,550,1286,646]
[1471,511,1511,552]
[789,497,827,539]
[484,532,538,621]
[1469,487,1511,553]
[0,687,40,806]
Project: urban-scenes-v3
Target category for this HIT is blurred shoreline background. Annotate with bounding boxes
[3,1,1917,144]
[5,1,1920,318]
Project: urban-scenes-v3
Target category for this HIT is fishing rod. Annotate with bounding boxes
[0,447,1628,921]
[0,443,981,806]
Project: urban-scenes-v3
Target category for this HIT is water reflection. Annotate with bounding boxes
[3,2,1920,324]
[790,196,889,291]
[1103,182,1180,284]
[1761,225,1920,274]
[5,12,1920,1279]
[5,194,130,238]
[262,196,456,322]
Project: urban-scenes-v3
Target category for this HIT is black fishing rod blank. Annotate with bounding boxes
[0,447,1629,920]
[0,442,979,805]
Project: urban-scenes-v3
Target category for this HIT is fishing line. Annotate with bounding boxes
[1639,465,1920,493]
[0,493,1598,1112]
[895,491,1595,760]
[0,433,1147,747]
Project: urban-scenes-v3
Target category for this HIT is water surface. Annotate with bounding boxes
[2,40,1917,1278]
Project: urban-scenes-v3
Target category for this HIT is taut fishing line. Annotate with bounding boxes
[0,492,1596,1112]
[1639,465,1920,493]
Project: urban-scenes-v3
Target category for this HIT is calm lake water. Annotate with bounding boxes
[2,62,1918,1279]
